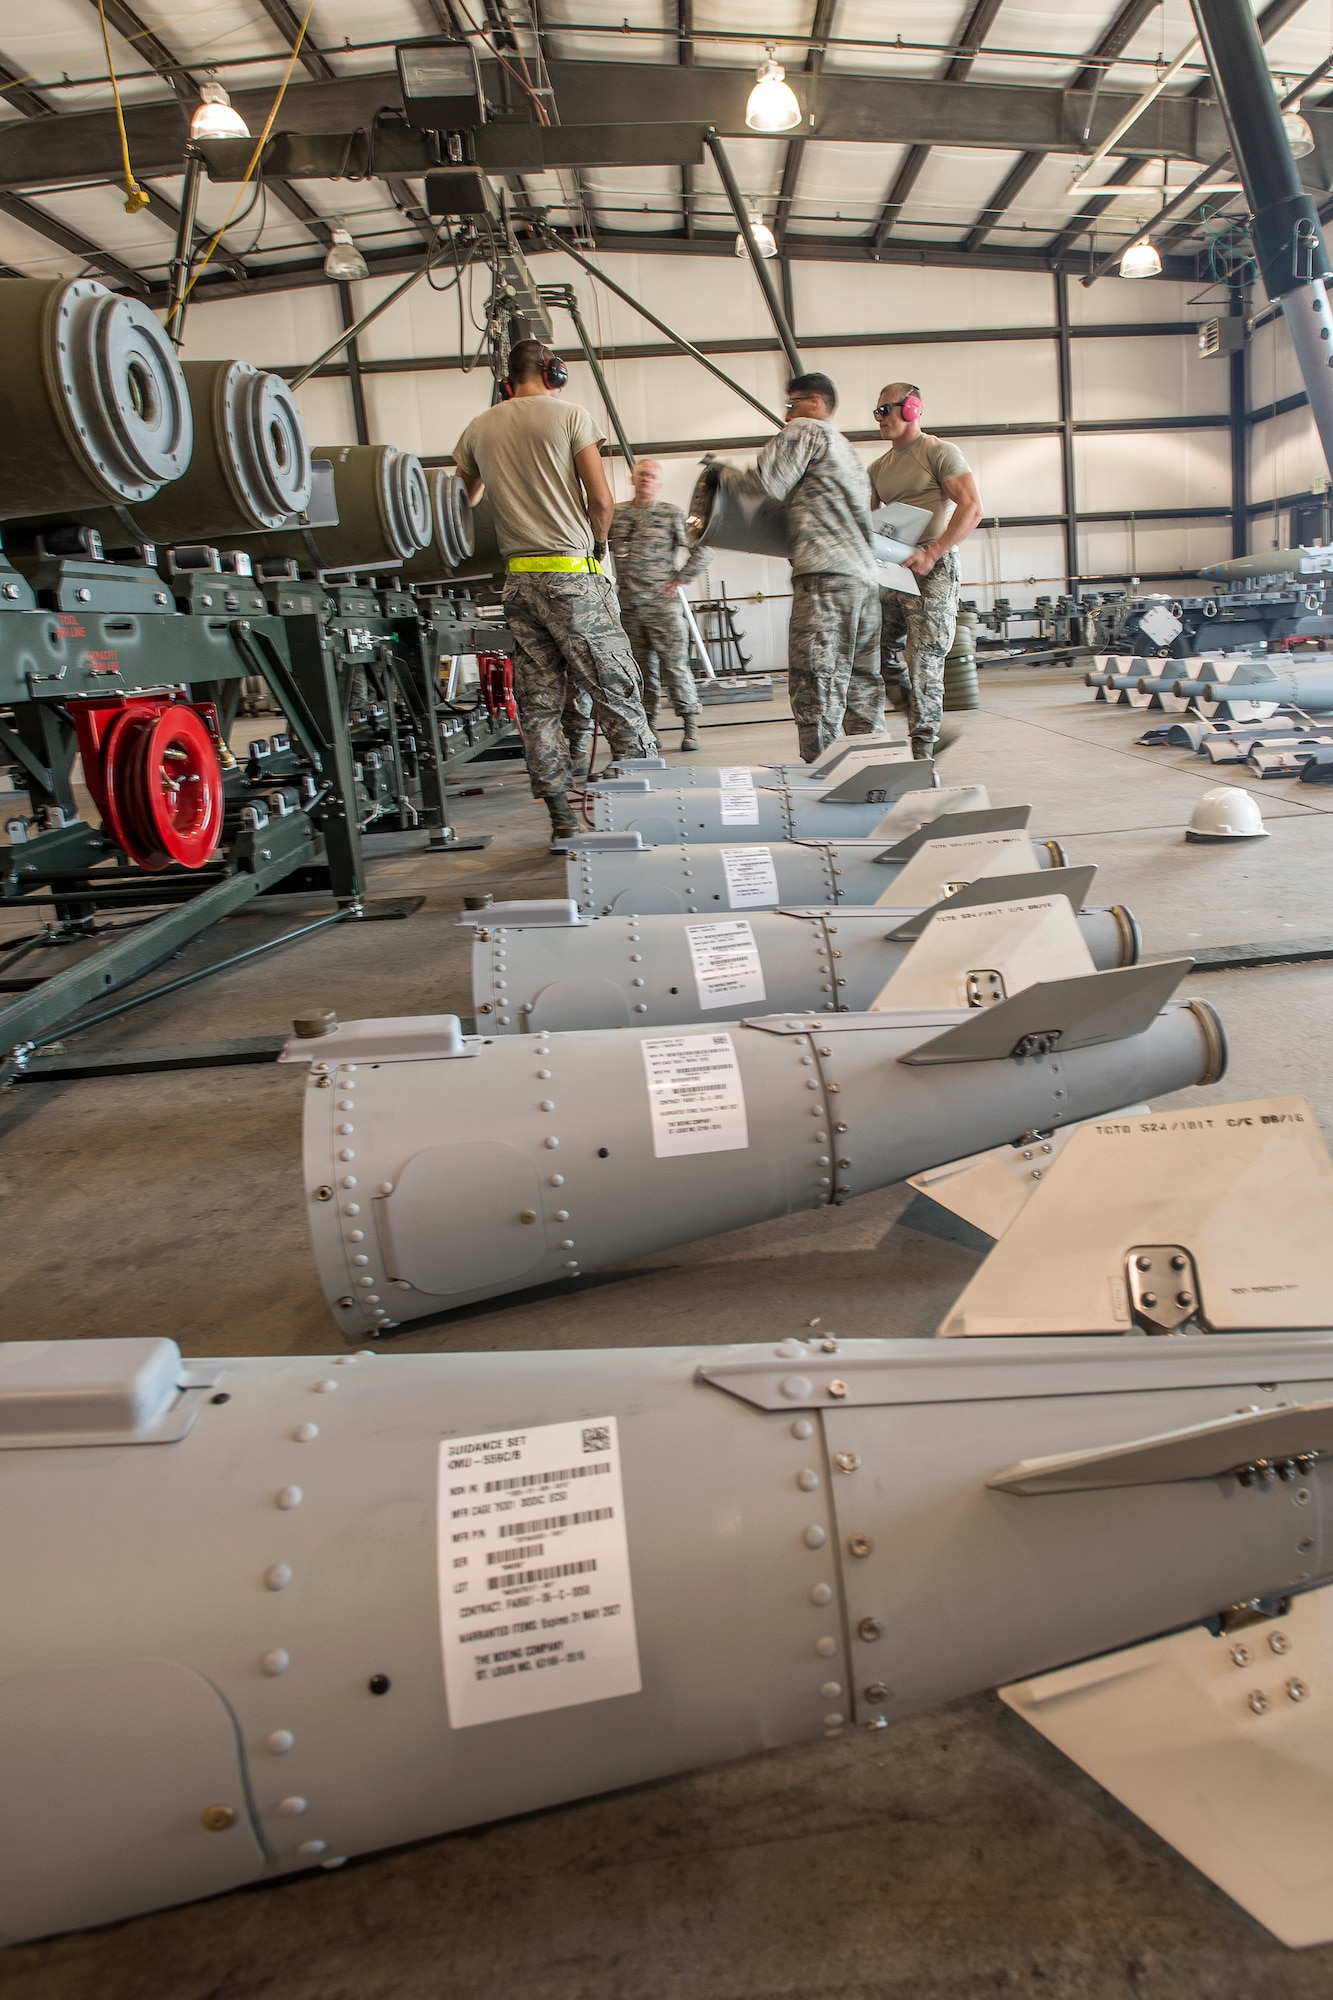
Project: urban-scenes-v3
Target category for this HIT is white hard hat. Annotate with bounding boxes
[1185,785,1269,842]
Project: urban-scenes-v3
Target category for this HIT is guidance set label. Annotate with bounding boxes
[438,1417,641,1727]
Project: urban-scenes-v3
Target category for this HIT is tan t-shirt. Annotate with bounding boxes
[453,396,605,558]
[867,433,971,547]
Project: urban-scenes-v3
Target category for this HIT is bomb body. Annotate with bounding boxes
[1,1317,1326,1945]
[301,972,1220,1337]
[567,812,1067,918]
[470,889,1140,1035]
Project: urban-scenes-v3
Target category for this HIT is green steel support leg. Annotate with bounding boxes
[279,613,367,906]
[0,812,318,1053]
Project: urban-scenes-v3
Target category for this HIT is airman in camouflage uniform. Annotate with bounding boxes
[453,335,656,841]
[609,459,712,748]
[503,572,657,800]
[858,382,984,758]
[875,552,960,756]
[725,373,882,762]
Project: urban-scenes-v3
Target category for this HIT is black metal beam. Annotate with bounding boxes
[138,182,251,284]
[0,53,57,120]
[384,173,437,247]
[338,279,371,443]
[872,0,1004,249]
[0,191,149,292]
[677,0,694,239]
[1044,155,1142,262]
[1061,0,1312,261]
[1229,300,1248,556]
[249,0,336,82]
[88,0,195,103]
[774,0,839,256]
[962,154,1047,254]
[1247,387,1311,422]
[137,219,1201,304]
[1056,272,1078,582]
[0,65,1250,196]
[1154,0,1311,254]
[276,318,1211,380]
[961,0,1161,253]
[267,175,335,248]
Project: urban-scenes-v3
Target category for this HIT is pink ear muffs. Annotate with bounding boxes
[900,392,923,423]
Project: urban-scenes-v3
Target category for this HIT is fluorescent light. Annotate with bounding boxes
[1119,240,1163,278]
[324,223,369,282]
[735,209,778,259]
[190,81,250,140]
[746,46,801,133]
[1060,178,1242,198]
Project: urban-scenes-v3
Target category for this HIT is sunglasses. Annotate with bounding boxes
[873,401,909,419]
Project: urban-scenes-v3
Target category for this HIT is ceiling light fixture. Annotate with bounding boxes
[1119,239,1163,278]
[1282,99,1315,158]
[735,208,778,259]
[745,46,801,133]
[324,222,369,282]
[190,79,250,141]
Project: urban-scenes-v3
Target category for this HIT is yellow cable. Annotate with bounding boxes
[95,0,149,214]
[166,0,317,330]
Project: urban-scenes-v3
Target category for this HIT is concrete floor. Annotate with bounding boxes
[6,668,1333,1997]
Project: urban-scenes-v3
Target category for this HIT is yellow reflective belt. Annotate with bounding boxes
[506,555,602,574]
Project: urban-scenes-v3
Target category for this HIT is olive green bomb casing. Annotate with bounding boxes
[235,443,431,571]
[0,278,192,520]
[400,468,477,582]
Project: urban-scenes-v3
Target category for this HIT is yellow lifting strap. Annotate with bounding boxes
[506,556,603,574]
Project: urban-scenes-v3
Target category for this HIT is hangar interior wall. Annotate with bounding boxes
[180,256,1252,668]
[1246,306,1327,555]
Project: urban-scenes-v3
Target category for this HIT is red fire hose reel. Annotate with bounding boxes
[477,652,517,724]
[70,696,226,871]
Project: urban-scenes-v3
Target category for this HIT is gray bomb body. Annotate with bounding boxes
[302,981,1220,1336]
[591,781,920,844]
[603,742,919,792]
[470,891,1140,1034]
[2,1326,1327,1944]
[566,813,1068,917]
[1194,670,1333,709]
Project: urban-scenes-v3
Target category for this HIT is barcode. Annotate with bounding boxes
[493,1558,598,1589]
[498,1507,613,1537]
[484,1462,612,1494]
[487,1542,544,1564]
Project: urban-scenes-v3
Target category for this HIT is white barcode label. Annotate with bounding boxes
[686,919,766,1010]
[721,845,779,908]
[438,1417,640,1728]
[718,765,759,826]
[641,1031,749,1157]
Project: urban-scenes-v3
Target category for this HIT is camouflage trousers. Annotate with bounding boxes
[787,572,883,763]
[503,571,656,797]
[619,594,701,717]
[876,550,960,754]
[562,686,594,778]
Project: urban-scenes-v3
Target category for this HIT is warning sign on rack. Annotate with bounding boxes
[438,1416,641,1728]
[686,920,766,1010]
[721,845,780,908]
[641,1032,750,1156]
[718,766,760,826]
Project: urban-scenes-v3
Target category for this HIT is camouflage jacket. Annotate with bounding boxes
[608,500,712,603]
[731,417,877,586]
